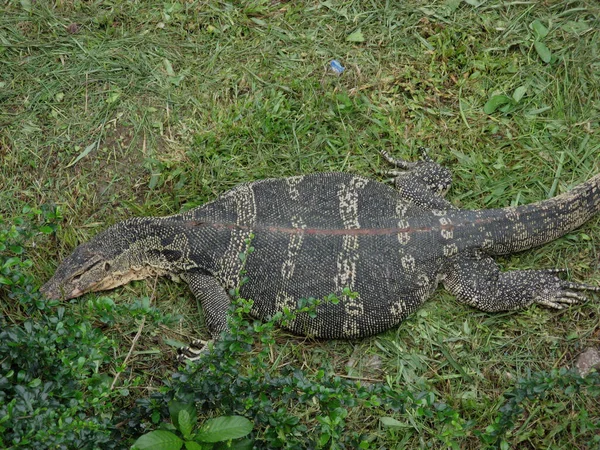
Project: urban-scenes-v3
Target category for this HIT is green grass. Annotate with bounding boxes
[1,0,599,448]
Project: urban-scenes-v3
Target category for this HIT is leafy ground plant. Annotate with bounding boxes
[132,401,252,450]
[131,291,600,449]
[0,208,119,448]
[0,208,175,449]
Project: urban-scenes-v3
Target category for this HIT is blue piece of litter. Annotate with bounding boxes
[330,60,345,74]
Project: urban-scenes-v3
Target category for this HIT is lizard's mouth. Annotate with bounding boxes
[92,266,171,291]
[39,283,84,300]
[41,266,171,300]
[67,287,84,299]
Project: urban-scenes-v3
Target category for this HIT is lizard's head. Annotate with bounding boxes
[40,218,172,300]
[41,217,191,300]
[40,225,132,300]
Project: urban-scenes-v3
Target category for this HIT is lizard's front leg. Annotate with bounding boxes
[177,271,231,362]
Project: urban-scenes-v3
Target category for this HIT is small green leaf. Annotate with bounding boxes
[534,41,552,63]
[39,225,54,234]
[164,338,187,348]
[250,17,266,27]
[380,417,409,428]
[318,433,331,446]
[346,28,364,42]
[148,173,160,189]
[196,416,253,443]
[65,142,98,168]
[20,0,32,12]
[132,430,183,450]
[530,20,549,39]
[106,91,120,104]
[178,410,194,440]
[169,401,196,431]
[561,20,589,35]
[168,74,185,86]
[483,95,513,114]
[512,85,527,103]
[164,58,176,77]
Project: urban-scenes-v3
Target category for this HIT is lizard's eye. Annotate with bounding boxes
[104,262,111,271]
[72,260,102,282]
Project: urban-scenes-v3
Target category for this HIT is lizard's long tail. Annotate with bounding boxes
[462,173,600,256]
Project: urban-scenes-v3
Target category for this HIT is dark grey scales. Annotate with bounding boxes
[41,151,600,359]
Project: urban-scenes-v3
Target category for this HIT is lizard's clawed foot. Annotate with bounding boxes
[533,269,600,309]
[379,148,453,199]
[177,339,211,362]
[380,147,433,170]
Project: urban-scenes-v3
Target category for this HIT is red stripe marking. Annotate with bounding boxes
[186,220,476,236]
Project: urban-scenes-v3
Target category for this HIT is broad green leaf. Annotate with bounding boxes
[196,416,253,443]
[346,28,364,42]
[183,441,203,450]
[483,95,513,114]
[178,410,194,440]
[512,85,527,103]
[132,430,183,450]
[227,438,255,450]
[3,256,20,267]
[534,41,552,63]
[530,20,549,39]
[65,142,97,168]
[525,106,551,116]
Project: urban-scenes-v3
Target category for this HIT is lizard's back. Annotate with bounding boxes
[183,173,448,338]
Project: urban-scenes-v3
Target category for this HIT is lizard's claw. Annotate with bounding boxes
[380,147,433,169]
[534,270,600,309]
[417,146,434,162]
[177,339,210,362]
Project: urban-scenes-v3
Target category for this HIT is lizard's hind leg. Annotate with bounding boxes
[443,253,599,312]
